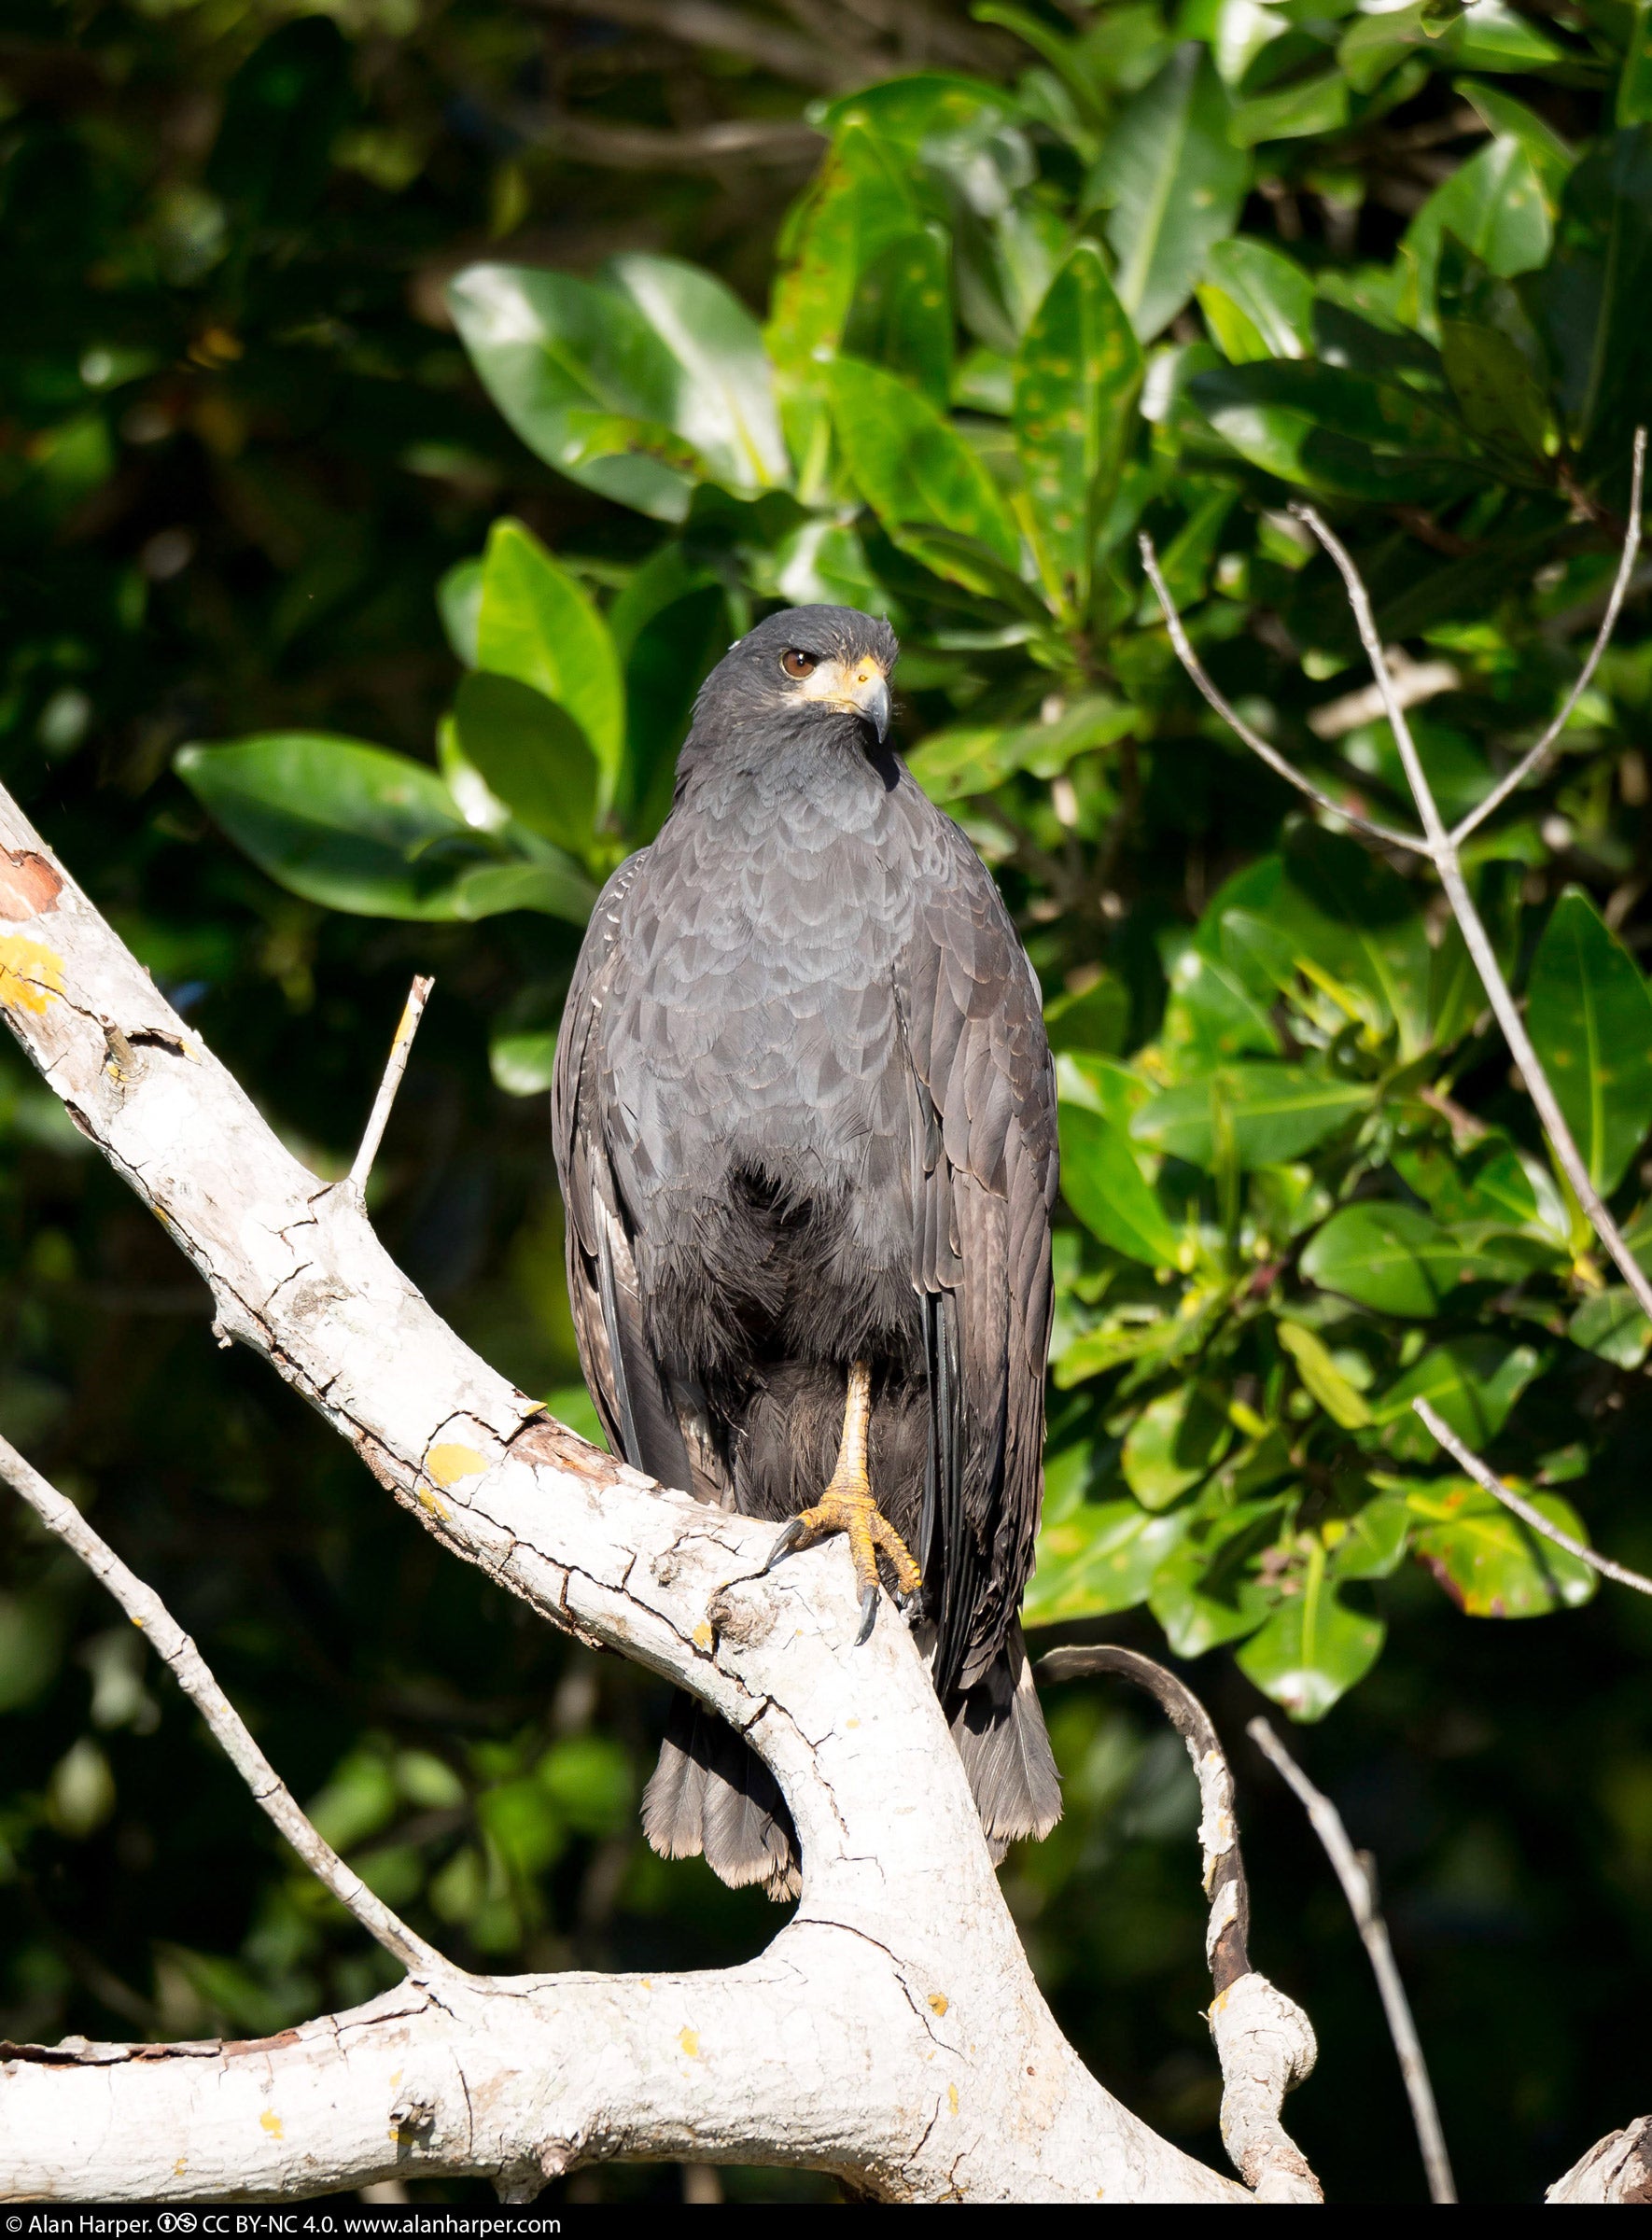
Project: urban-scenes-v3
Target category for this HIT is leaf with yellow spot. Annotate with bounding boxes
[0,935,64,1014]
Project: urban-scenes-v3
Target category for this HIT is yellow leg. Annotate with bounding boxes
[763,1360,922,1643]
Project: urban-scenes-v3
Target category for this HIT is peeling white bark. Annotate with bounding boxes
[0,791,1258,2204]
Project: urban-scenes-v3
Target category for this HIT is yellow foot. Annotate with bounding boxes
[761,1362,922,1644]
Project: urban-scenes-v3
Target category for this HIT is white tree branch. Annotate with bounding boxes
[0,793,1251,2202]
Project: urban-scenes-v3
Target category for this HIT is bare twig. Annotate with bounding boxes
[526,0,861,87]
[1292,495,1652,1326]
[1040,1646,1322,2204]
[0,1430,452,1981]
[1413,1397,1652,1599]
[1306,650,1461,741]
[1248,1717,1455,2205]
[350,974,434,1197]
[1452,429,1646,845]
[514,106,825,168]
[1138,536,1429,854]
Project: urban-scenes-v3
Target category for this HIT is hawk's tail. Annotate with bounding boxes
[641,1691,802,1902]
[639,1621,1058,1898]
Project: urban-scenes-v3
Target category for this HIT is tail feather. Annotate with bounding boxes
[948,1622,1062,1859]
[641,1693,801,1902]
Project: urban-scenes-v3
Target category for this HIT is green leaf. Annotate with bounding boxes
[475,520,624,800]
[1453,79,1575,206]
[438,556,483,667]
[1161,943,1281,1070]
[1405,140,1554,337]
[1276,1320,1373,1430]
[1086,45,1250,342]
[1438,237,1552,465]
[1148,1500,1280,1657]
[1372,1337,1543,1461]
[842,226,954,411]
[447,263,699,522]
[906,695,1135,804]
[1622,0,1652,127]
[1024,1446,1189,1626]
[1122,1383,1232,1509]
[1132,1065,1372,1170]
[1229,70,1348,148]
[1045,973,1129,1057]
[829,354,1022,583]
[1569,1286,1652,1369]
[452,674,599,857]
[490,1024,558,1098]
[1339,2,1563,95]
[1235,1555,1384,1722]
[1326,1491,1410,1581]
[1526,888,1652,1198]
[1407,1480,1597,1616]
[1013,242,1142,609]
[450,859,597,925]
[604,252,790,496]
[1197,237,1314,363]
[1300,1201,1471,1319]
[1058,1101,1181,1267]
[1190,358,1482,505]
[175,735,482,921]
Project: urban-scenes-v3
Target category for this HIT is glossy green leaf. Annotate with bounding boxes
[1122,1383,1232,1509]
[1373,1337,1543,1461]
[1406,140,1554,336]
[906,695,1135,804]
[1438,248,1552,465]
[475,520,624,795]
[450,859,597,925]
[438,556,483,667]
[829,354,1022,583]
[1407,1480,1597,1617]
[1013,242,1142,609]
[452,673,599,856]
[1086,45,1250,342]
[1024,1446,1189,1625]
[1622,0,1652,127]
[1301,1201,1473,1319]
[842,226,954,411]
[605,252,790,495]
[1058,1101,1181,1267]
[1527,888,1652,1198]
[1454,79,1575,205]
[1132,1065,1372,1170]
[490,1024,559,1098]
[175,735,482,921]
[1161,944,1281,1070]
[1045,973,1129,1057]
[1148,1501,1280,1658]
[447,263,699,522]
[1570,1286,1652,1368]
[1229,70,1347,148]
[1197,237,1314,363]
[1190,359,1482,505]
[1339,2,1563,95]
[1326,1492,1410,1581]
[1276,1320,1373,1430]
[1235,1557,1384,1722]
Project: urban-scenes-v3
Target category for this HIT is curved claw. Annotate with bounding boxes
[761,1516,807,1576]
[855,1582,879,1646]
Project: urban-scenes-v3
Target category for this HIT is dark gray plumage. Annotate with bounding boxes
[552,604,1061,1898]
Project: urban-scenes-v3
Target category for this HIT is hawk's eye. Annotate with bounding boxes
[780,649,818,679]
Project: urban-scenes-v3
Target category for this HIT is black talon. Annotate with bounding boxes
[761,1516,807,1575]
[855,1582,878,1645]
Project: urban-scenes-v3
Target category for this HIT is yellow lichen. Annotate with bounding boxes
[678,2026,700,2058]
[0,936,63,1015]
[259,2109,284,2138]
[928,1993,949,2017]
[427,1442,487,1487]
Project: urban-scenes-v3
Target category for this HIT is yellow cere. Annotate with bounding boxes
[0,935,64,1014]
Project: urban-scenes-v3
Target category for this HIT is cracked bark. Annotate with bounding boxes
[0,782,1256,2204]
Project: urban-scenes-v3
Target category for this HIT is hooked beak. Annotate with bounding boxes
[852,669,892,745]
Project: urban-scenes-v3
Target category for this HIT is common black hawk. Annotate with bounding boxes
[553,604,1062,1898]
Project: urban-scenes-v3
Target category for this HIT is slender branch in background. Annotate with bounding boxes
[1138,537,1430,855]
[516,106,826,167]
[1413,1397,1652,1599]
[1452,428,1646,845]
[1292,490,1652,1326]
[1040,1645,1323,2205]
[1247,1716,1456,2207]
[0,1430,453,1981]
[350,974,434,1197]
[525,0,857,88]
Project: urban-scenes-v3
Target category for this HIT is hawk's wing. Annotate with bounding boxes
[895,793,1058,1699]
[552,850,700,1499]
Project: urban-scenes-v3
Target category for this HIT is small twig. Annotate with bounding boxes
[1248,1717,1456,2206]
[1307,651,1461,742]
[1452,429,1645,845]
[0,1430,452,1981]
[1040,1646,1321,2204]
[1138,537,1429,855]
[351,975,434,1197]
[1413,1397,1652,1599]
[1292,493,1652,1327]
